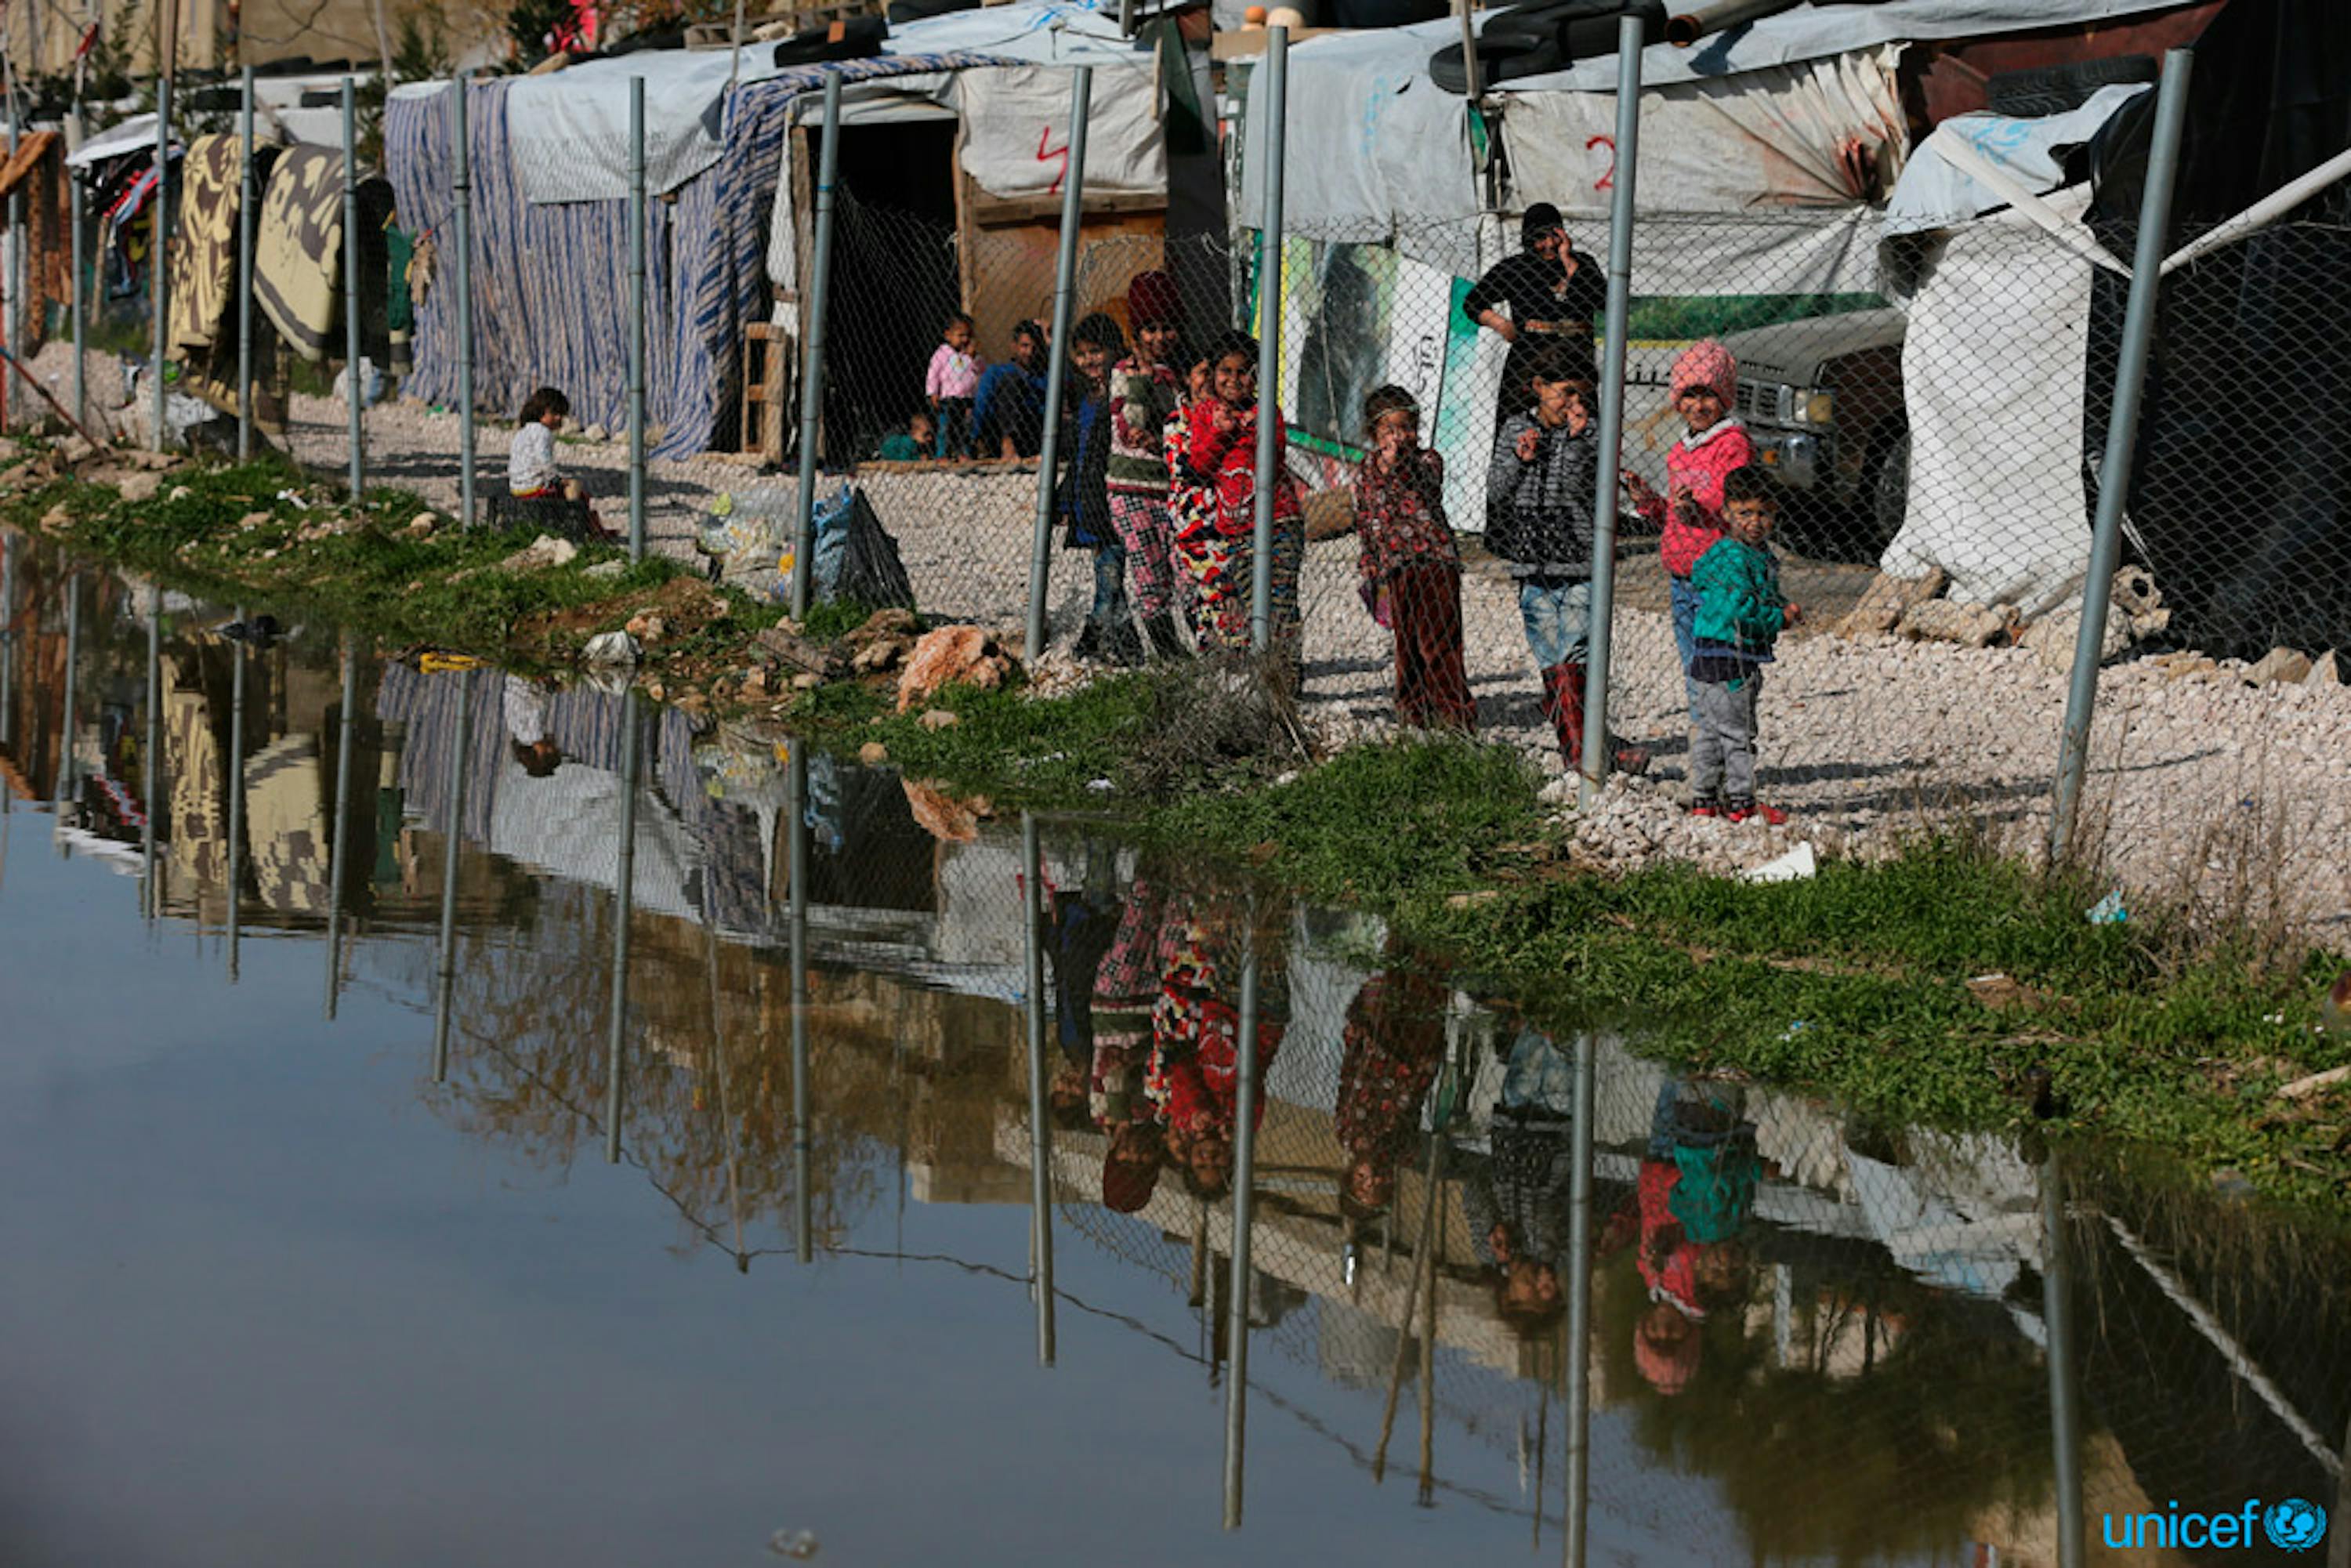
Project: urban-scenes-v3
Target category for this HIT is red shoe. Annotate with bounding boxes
[1690,796,1722,819]
[1726,801,1788,826]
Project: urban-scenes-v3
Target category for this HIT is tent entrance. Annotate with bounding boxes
[824,119,962,465]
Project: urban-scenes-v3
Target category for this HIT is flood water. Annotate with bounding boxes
[2,535,2349,1566]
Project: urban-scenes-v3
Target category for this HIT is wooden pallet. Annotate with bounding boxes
[742,321,789,463]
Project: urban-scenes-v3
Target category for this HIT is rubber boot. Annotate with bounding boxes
[1552,664,1652,777]
[1103,617,1147,668]
[1142,610,1190,661]
[1072,618,1103,661]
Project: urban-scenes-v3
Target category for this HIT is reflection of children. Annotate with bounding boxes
[1629,1074,1759,1396]
[1335,958,1448,1222]
[1464,1028,1581,1340]
[925,312,982,458]
[509,386,585,502]
[1352,385,1474,733]
[1626,339,1756,724]
[1148,894,1286,1200]
[1687,466,1799,824]
[502,675,563,777]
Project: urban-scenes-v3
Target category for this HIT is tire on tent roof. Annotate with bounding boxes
[888,0,980,24]
[773,14,889,67]
[1985,56,2157,120]
[1429,0,1663,94]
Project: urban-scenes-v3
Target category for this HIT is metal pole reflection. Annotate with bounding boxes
[1563,1030,1596,1568]
[226,607,246,981]
[324,639,358,1017]
[140,584,160,918]
[1021,812,1056,1366]
[788,744,812,1263]
[430,673,472,1082]
[604,690,642,1165]
[55,572,79,824]
[1222,901,1262,1529]
[1,534,16,759]
[2042,1149,2085,1568]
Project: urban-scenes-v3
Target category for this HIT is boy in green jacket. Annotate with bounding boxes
[1687,466,1801,824]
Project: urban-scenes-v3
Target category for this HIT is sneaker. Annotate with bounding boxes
[1726,799,1788,826]
[1690,795,1722,818]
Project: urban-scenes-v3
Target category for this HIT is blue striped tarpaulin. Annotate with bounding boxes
[386,54,998,460]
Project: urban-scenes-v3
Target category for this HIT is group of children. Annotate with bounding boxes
[1351,335,1797,822]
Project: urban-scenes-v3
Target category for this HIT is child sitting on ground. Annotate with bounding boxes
[925,312,982,459]
[1352,386,1475,732]
[1686,465,1800,824]
[509,386,585,502]
[878,407,936,463]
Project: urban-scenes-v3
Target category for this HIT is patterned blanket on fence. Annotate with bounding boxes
[168,133,254,356]
[253,145,346,363]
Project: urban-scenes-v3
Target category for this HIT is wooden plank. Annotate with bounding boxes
[0,131,59,201]
[968,187,1166,227]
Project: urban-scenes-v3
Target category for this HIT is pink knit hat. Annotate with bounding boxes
[1670,339,1737,404]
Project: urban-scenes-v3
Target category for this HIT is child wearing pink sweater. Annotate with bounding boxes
[1626,339,1755,723]
[925,312,984,459]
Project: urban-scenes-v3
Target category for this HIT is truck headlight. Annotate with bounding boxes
[1802,389,1835,425]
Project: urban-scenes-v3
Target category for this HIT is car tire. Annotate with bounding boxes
[1869,426,1910,550]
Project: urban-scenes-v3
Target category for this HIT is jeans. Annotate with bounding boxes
[1090,544,1131,628]
[1668,574,1704,726]
[1516,576,1593,669]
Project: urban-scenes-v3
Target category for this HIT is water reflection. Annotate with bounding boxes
[6,534,2350,1565]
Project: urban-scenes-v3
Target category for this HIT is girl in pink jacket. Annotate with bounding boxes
[1627,340,1755,721]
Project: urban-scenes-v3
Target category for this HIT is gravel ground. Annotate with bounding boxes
[39,341,2351,935]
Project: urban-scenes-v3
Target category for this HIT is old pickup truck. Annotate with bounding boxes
[1719,306,1910,559]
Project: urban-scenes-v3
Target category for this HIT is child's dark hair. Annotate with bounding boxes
[944,310,973,333]
[1073,311,1127,357]
[1208,329,1260,371]
[1525,346,1592,393]
[1011,318,1046,349]
[1722,464,1777,508]
[1363,383,1419,434]
[518,386,570,425]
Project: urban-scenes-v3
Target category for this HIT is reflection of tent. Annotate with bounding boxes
[244,734,329,917]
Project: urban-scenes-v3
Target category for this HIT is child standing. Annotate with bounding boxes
[1625,339,1756,723]
[1353,386,1474,732]
[509,386,584,502]
[1485,346,1649,773]
[1165,351,1232,645]
[1106,270,1191,660]
[924,312,982,459]
[1182,331,1305,681]
[1062,313,1141,664]
[1686,465,1799,823]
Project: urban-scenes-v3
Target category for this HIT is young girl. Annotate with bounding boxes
[1165,351,1230,645]
[1352,385,1475,731]
[1182,331,1305,680]
[924,312,982,459]
[509,386,584,502]
[1061,313,1140,664]
[1105,270,1191,660]
[1625,339,1755,722]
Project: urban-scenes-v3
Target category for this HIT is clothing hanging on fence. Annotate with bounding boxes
[169,132,272,355]
[253,145,395,366]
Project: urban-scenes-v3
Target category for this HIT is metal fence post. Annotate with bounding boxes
[1221,904,1262,1529]
[451,74,476,528]
[7,102,21,436]
[70,170,85,431]
[1577,13,1646,803]
[627,76,647,561]
[605,690,641,1164]
[790,72,845,621]
[151,79,172,452]
[1563,1030,1596,1566]
[2041,1151,2085,1568]
[2049,49,2193,862]
[56,574,79,820]
[1248,30,1288,654]
[1021,811,1058,1365]
[141,585,160,914]
[324,639,357,1018]
[341,78,364,500]
[1026,66,1092,661]
[236,68,256,460]
[430,672,470,1081]
[226,605,246,980]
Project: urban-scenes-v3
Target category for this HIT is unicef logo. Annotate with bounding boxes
[2265,1497,2327,1552]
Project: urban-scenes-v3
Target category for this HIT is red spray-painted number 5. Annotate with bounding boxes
[1587,135,1615,192]
[1037,127,1070,196]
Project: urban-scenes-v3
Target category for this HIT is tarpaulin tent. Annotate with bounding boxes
[386,53,997,459]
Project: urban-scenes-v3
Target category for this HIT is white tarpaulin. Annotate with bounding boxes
[1882,82,2149,236]
[1882,193,2096,614]
[1505,45,1908,215]
[958,62,1165,199]
[501,48,791,205]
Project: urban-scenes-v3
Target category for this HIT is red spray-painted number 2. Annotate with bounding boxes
[1587,135,1615,193]
[1036,127,1070,196]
